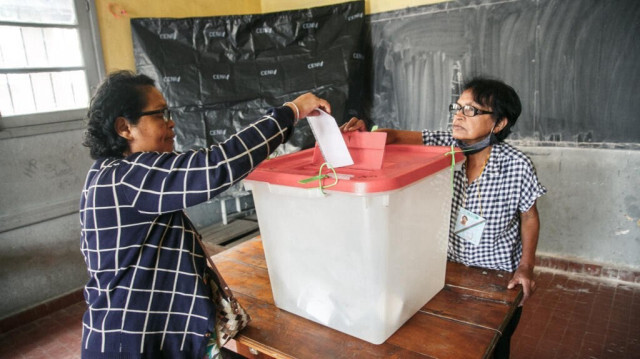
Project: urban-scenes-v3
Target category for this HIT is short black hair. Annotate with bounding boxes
[463,77,522,141]
[82,70,155,159]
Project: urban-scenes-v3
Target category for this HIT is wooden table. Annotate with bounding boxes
[213,238,522,359]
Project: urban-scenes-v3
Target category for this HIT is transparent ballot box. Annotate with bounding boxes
[243,132,464,344]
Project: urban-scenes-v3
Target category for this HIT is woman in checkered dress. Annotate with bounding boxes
[80,70,330,359]
[341,77,546,359]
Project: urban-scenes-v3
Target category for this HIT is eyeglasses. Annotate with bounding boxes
[449,103,493,117]
[138,108,172,123]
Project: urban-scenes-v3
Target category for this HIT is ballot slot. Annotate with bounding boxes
[311,131,387,171]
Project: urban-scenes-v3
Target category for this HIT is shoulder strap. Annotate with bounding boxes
[182,211,237,301]
[194,232,236,301]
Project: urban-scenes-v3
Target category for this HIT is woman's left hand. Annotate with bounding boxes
[288,93,331,120]
[508,265,536,307]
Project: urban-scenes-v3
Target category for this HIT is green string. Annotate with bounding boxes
[298,162,338,194]
[444,144,480,193]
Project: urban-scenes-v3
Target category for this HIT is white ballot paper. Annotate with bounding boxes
[306,109,354,168]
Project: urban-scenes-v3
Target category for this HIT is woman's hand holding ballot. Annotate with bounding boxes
[285,93,332,121]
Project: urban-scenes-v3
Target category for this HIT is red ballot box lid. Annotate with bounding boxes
[245,132,465,194]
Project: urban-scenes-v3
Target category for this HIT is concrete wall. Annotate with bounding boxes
[523,146,640,269]
[0,128,252,318]
[0,129,92,317]
[0,214,86,316]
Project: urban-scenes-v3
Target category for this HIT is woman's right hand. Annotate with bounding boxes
[340,119,423,145]
[340,117,367,132]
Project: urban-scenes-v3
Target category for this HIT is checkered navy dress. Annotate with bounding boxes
[80,107,294,358]
[423,130,547,272]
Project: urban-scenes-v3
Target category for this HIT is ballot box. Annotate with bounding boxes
[243,132,464,344]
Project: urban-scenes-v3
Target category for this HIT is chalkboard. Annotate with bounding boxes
[366,0,640,145]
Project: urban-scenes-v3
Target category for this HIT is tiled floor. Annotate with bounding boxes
[0,300,84,359]
[0,270,638,359]
[511,270,640,359]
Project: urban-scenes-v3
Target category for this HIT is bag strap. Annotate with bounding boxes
[194,232,236,302]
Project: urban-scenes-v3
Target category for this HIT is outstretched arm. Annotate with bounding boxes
[120,92,332,214]
[508,202,540,306]
[339,117,423,145]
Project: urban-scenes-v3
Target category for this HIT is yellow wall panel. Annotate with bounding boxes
[95,0,262,71]
[369,0,445,14]
[260,0,447,15]
[260,0,351,13]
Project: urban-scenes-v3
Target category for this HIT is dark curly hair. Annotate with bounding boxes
[463,77,522,142]
[83,70,156,159]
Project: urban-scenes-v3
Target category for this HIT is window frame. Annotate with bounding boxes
[0,0,105,138]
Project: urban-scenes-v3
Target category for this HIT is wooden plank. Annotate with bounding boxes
[217,238,431,358]
[199,218,257,239]
[213,255,274,305]
[445,262,521,304]
[420,286,512,333]
[233,341,274,359]
[233,292,433,359]
[215,236,267,269]
[386,312,498,359]
[215,238,517,359]
[200,219,259,245]
[222,230,262,250]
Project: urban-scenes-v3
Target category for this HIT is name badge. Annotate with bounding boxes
[453,207,486,246]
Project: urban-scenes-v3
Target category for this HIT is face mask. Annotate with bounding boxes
[455,123,499,155]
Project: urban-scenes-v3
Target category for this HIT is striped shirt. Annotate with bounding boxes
[422,130,547,272]
[80,106,294,358]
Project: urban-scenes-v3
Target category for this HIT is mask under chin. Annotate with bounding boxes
[455,132,498,155]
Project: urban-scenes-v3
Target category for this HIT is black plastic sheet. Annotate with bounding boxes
[131,1,365,152]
